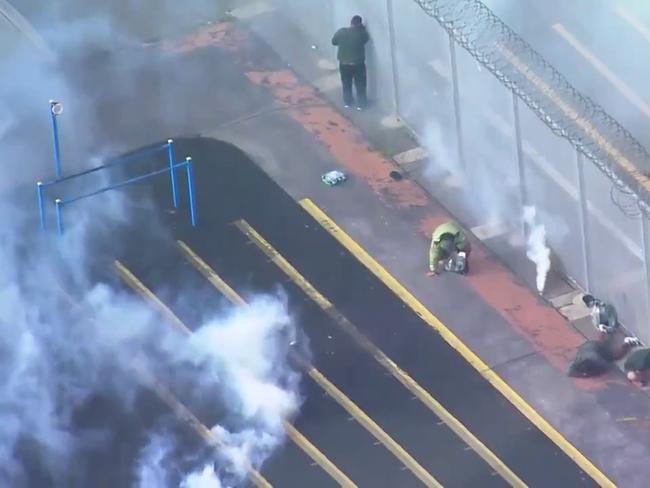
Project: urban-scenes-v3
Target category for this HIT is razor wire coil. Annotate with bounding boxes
[413,0,650,219]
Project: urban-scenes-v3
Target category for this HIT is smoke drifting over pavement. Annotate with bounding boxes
[0,185,303,486]
[0,2,304,486]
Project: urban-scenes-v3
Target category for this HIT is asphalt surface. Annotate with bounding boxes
[50,135,593,487]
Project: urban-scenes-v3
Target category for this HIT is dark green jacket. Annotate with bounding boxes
[331,26,369,64]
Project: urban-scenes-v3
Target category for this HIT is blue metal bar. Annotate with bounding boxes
[186,157,197,227]
[167,139,179,208]
[41,142,169,188]
[37,182,46,230]
[61,162,188,206]
[51,111,62,179]
[104,143,169,166]
[55,199,63,235]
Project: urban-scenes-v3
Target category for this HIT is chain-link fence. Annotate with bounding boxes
[271,0,650,341]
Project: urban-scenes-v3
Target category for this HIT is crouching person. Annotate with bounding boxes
[582,294,618,334]
[427,221,471,276]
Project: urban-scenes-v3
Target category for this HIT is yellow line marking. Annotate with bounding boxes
[615,6,650,45]
[54,284,269,486]
[177,240,357,487]
[299,364,441,488]
[283,422,356,487]
[196,228,440,488]
[233,219,525,486]
[552,23,650,120]
[177,241,247,307]
[299,198,616,488]
[496,43,650,194]
[113,260,271,488]
[114,260,190,335]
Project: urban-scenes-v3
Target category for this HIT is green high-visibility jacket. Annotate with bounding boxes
[429,222,470,271]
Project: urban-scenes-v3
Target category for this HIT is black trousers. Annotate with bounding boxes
[339,62,367,107]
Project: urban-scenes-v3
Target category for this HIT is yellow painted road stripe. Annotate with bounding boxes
[53,284,270,485]
[299,198,616,488]
[300,364,441,488]
[552,23,650,120]
[114,261,271,488]
[177,241,247,307]
[177,241,357,487]
[235,219,442,488]
[114,260,190,335]
[232,220,526,487]
[283,422,356,487]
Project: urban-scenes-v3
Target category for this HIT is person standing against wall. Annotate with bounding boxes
[331,15,369,110]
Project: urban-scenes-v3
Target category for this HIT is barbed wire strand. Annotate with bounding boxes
[412,0,650,219]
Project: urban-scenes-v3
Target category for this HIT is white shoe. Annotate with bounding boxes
[624,337,642,346]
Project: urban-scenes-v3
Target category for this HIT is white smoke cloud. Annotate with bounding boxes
[167,294,301,486]
[522,206,551,293]
[182,465,222,488]
[0,180,303,487]
[0,3,306,485]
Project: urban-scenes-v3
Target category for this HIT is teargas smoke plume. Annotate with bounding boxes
[174,294,303,486]
[0,2,308,485]
[522,206,551,294]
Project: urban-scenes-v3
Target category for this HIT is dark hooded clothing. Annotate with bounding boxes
[331,26,369,64]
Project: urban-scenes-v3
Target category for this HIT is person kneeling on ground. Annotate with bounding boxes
[582,293,618,334]
[427,221,471,276]
[568,330,641,378]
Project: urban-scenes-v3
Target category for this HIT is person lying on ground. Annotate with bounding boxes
[568,331,641,378]
[427,221,471,276]
[582,293,618,334]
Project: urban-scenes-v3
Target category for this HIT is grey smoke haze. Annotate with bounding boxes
[0,1,303,486]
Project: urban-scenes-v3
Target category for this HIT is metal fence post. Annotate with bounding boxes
[640,216,650,339]
[186,157,197,227]
[37,181,46,230]
[512,93,527,214]
[576,150,592,291]
[167,139,179,208]
[55,198,64,235]
[50,104,62,179]
[448,34,466,172]
[385,0,400,116]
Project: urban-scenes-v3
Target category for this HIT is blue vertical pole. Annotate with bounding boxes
[37,182,46,230]
[186,157,197,227]
[50,101,62,179]
[167,139,179,208]
[55,199,64,235]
